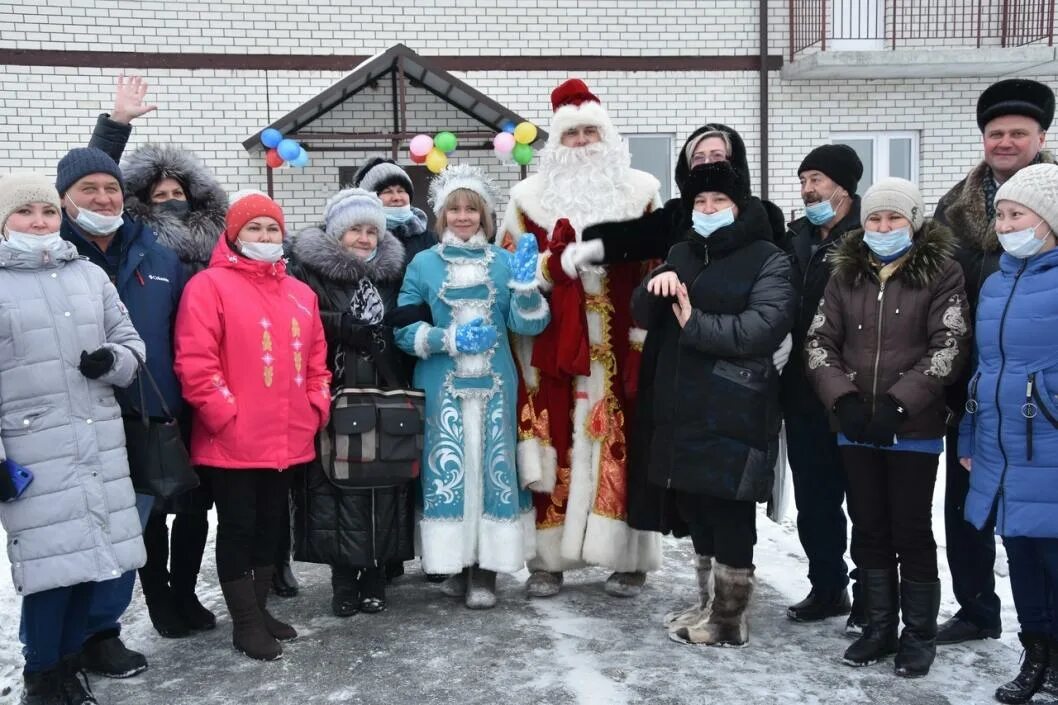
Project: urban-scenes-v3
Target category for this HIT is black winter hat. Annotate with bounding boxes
[354,157,415,199]
[798,144,863,196]
[56,147,124,195]
[680,162,750,212]
[977,79,1055,132]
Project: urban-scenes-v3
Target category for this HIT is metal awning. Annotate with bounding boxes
[241,43,548,154]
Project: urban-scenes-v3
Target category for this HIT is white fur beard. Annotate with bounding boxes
[538,141,638,234]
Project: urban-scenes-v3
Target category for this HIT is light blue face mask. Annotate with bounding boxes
[383,205,414,227]
[364,248,378,262]
[804,191,845,226]
[691,208,736,239]
[864,226,913,261]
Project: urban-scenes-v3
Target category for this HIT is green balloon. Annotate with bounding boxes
[512,143,533,165]
[434,131,458,154]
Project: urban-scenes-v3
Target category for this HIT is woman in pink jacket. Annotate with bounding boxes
[174,190,330,662]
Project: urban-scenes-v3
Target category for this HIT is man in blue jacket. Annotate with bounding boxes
[55,136,185,678]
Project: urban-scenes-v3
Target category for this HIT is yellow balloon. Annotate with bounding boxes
[425,148,448,174]
[513,122,538,145]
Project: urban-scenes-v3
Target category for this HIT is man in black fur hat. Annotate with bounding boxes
[934,77,1055,646]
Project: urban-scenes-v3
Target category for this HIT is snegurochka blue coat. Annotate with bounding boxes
[395,233,549,574]
[961,247,1058,538]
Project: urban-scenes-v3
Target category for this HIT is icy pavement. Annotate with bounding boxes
[0,466,1022,705]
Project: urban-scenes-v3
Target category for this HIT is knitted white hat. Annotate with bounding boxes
[0,173,62,230]
[995,163,1058,235]
[861,177,926,231]
[428,164,498,216]
[322,187,386,239]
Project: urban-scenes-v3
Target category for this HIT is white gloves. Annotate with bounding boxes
[559,239,605,279]
[772,333,793,373]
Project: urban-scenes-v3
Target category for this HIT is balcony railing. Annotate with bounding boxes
[790,0,1055,61]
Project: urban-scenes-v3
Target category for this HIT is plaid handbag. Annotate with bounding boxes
[319,385,425,488]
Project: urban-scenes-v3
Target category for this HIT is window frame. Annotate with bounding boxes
[627,133,675,202]
[830,130,920,191]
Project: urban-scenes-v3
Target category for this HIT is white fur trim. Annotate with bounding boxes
[628,327,647,345]
[509,278,539,293]
[515,296,550,322]
[478,513,536,573]
[578,238,605,265]
[560,245,579,279]
[518,437,558,492]
[461,396,484,567]
[413,324,433,360]
[511,333,538,391]
[559,390,596,564]
[528,526,586,572]
[548,101,617,146]
[581,515,663,573]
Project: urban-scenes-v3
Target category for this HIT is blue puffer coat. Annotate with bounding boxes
[960,247,1058,538]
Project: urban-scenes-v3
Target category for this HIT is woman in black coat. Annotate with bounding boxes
[287,188,418,616]
[121,144,227,638]
[630,162,795,647]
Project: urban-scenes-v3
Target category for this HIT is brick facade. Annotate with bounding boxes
[1,1,1056,231]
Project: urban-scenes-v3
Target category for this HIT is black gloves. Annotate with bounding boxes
[862,395,906,448]
[383,303,433,329]
[79,348,115,380]
[834,394,870,443]
[0,461,16,502]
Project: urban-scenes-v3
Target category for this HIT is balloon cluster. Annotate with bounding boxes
[261,128,310,168]
[493,120,537,166]
[409,131,458,174]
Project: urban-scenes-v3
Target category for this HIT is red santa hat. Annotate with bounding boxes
[548,78,618,145]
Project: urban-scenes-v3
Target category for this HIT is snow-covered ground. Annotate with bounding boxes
[0,459,1020,705]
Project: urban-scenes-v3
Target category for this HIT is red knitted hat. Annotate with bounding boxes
[550,78,601,111]
[225,189,285,241]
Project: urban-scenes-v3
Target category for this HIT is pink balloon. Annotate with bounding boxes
[409,134,434,157]
[493,132,516,152]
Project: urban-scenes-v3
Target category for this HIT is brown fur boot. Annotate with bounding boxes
[220,577,281,661]
[670,563,754,647]
[252,566,297,641]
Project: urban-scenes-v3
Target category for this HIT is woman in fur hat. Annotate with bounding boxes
[353,156,437,266]
[806,178,971,678]
[394,165,550,609]
[630,162,795,648]
[119,144,228,639]
[287,188,419,617]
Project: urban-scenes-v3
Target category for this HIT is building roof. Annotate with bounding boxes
[241,43,548,152]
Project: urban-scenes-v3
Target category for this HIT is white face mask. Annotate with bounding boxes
[4,230,64,255]
[238,239,284,263]
[998,221,1051,259]
[67,196,124,236]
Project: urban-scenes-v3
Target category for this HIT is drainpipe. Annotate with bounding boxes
[759,0,770,201]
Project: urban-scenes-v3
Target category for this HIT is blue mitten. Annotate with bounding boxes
[454,318,499,354]
[510,233,539,285]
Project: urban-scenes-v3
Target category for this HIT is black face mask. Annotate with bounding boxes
[154,199,191,218]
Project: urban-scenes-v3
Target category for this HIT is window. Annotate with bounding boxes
[627,134,674,202]
[830,132,919,194]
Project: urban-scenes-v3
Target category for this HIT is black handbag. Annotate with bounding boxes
[321,385,425,489]
[123,353,199,499]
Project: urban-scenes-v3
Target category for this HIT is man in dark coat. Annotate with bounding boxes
[780,144,865,630]
[56,79,185,679]
[933,78,1056,645]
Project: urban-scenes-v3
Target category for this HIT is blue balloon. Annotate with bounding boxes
[502,120,516,134]
[261,128,283,148]
[290,148,310,168]
[277,139,301,162]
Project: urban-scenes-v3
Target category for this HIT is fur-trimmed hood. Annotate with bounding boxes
[939,151,1056,254]
[120,144,227,269]
[829,219,957,289]
[288,225,406,285]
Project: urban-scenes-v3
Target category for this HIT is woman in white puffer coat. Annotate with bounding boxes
[0,173,145,705]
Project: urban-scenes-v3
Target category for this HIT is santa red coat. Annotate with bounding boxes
[500,169,663,573]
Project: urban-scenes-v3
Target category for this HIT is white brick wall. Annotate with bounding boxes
[1,1,1056,232]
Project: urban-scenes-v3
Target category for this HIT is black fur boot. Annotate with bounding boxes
[894,580,940,678]
[843,568,898,667]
